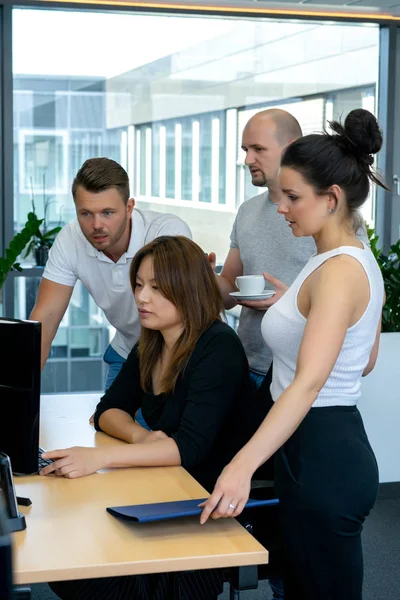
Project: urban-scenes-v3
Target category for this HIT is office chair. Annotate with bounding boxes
[223,367,284,599]
[13,589,31,599]
[223,481,283,599]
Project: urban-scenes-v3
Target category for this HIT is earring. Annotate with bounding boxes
[328,208,335,215]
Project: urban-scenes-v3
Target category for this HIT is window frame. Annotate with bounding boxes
[1,3,398,360]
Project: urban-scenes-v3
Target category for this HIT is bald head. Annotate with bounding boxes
[242,109,302,188]
[245,109,302,146]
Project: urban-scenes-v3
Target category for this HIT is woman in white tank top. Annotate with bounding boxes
[201,109,388,600]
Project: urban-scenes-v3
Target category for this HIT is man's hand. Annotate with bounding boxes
[208,252,217,272]
[236,272,288,311]
[39,446,108,479]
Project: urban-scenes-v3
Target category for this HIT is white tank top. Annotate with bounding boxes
[261,243,384,407]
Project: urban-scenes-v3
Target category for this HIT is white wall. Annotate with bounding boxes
[359,333,400,483]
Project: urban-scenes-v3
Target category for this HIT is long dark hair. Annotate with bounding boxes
[281,108,389,227]
[130,236,224,394]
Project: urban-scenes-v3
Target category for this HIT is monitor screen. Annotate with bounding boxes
[0,318,41,474]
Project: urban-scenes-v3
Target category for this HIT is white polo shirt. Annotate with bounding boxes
[43,207,192,358]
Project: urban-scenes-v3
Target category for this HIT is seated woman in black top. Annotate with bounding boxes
[41,236,250,600]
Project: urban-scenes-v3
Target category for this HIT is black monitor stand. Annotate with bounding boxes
[0,499,13,600]
[0,454,26,533]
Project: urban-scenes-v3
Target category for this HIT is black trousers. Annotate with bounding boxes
[274,405,379,600]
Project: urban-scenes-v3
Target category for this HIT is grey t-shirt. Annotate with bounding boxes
[231,191,317,374]
[230,191,369,375]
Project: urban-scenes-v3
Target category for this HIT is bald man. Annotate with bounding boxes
[216,109,367,381]
[215,110,314,385]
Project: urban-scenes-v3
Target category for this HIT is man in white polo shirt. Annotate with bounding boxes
[30,157,192,423]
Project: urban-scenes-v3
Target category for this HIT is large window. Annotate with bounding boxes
[12,8,380,392]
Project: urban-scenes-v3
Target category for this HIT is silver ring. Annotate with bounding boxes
[229,503,236,510]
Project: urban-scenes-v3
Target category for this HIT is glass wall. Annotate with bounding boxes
[12,275,110,392]
[12,8,380,392]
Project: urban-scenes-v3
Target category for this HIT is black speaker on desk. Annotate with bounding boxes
[0,318,41,474]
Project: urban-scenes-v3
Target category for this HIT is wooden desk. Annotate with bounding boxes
[13,394,268,584]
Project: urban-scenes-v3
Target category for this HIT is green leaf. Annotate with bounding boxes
[368,224,400,331]
[23,241,35,259]
[0,214,47,289]
[42,226,62,239]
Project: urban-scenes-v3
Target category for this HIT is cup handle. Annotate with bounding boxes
[235,277,239,290]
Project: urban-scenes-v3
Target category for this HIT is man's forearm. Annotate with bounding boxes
[40,333,53,371]
[217,273,237,309]
[30,310,57,371]
[30,279,73,371]
[98,408,151,443]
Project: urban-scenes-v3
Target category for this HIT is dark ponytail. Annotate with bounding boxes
[281,108,389,224]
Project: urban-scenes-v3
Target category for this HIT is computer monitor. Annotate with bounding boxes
[0,498,13,600]
[0,318,41,474]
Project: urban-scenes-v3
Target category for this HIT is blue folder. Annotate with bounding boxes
[106,497,279,524]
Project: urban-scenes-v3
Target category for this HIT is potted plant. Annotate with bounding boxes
[0,212,43,306]
[23,178,62,266]
[366,224,400,331]
[359,224,400,484]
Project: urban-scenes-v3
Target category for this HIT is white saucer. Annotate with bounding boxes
[229,290,276,301]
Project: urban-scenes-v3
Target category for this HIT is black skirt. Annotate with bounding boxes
[274,405,379,600]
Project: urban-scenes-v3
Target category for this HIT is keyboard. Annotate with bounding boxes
[38,446,54,470]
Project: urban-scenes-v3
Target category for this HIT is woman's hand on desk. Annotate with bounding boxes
[39,434,180,477]
[199,459,252,524]
[39,447,107,478]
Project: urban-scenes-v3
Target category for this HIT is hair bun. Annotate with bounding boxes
[330,109,383,162]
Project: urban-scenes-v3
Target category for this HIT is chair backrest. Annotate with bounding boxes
[0,499,13,600]
[241,365,275,481]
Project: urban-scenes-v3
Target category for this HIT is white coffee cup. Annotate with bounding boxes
[235,275,265,295]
